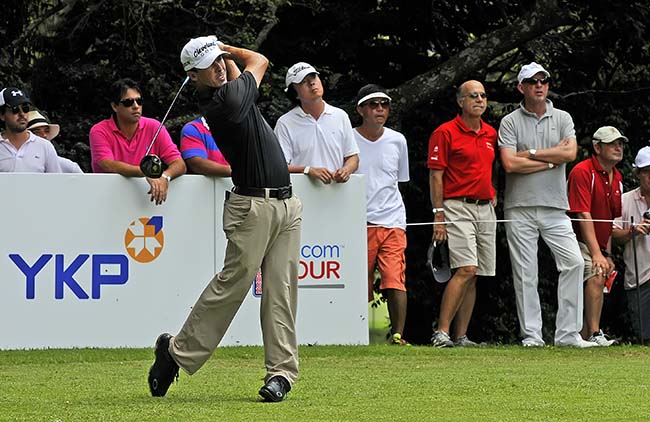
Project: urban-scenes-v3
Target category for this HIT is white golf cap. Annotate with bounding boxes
[634,146,650,169]
[285,62,319,88]
[592,126,629,145]
[180,35,227,72]
[517,62,551,84]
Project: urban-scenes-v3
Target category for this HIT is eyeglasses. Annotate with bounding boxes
[521,77,551,85]
[118,97,143,107]
[462,92,488,100]
[364,99,390,109]
[9,104,31,114]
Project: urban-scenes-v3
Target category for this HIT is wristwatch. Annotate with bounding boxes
[303,166,311,175]
[162,174,171,183]
[547,163,554,169]
[432,207,445,215]
[529,149,537,159]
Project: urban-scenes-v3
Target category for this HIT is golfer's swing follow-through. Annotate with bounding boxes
[147,35,303,403]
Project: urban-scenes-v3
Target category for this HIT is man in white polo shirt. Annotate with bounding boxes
[354,84,410,345]
[275,62,359,184]
[0,87,61,173]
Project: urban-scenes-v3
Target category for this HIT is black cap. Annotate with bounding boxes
[0,87,31,108]
[426,241,451,283]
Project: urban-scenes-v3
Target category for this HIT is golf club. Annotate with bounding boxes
[139,76,191,178]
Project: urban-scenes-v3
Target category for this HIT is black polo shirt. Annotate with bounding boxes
[199,71,290,188]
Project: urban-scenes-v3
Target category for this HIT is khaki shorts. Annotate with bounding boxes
[578,241,601,281]
[443,199,496,276]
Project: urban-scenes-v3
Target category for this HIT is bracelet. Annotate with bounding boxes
[162,174,171,183]
[547,163,555,169]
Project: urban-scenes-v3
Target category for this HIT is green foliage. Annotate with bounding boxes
[2,345,650,421]
[2,0,650,344]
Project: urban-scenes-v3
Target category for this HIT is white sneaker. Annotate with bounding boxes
[588,330,617,347]
[556,338,598,348]
[522,337,545,347]
[454,335,478,347]
[431,330,454,348]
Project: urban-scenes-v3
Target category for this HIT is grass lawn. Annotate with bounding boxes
[2,345,650,421]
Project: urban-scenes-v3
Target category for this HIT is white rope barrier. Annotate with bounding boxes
[397,218,650,227]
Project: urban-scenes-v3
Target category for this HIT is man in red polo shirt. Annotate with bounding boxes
[567,126,626,346]
[428,80,497,347]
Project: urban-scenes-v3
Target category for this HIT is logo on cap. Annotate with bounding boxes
[11,90,23,97]
[289,65,311,77]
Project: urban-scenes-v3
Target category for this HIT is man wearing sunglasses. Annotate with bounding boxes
[0,87,62,173]
[498,62,594,348]
[353,84,410,345]
[275,62,359,184]
[89,78,186,205]
[428,80,497,348]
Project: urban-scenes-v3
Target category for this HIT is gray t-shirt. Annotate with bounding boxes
[498,100,575,210]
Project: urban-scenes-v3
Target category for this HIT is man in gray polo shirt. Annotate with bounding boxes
[498,62,594,348]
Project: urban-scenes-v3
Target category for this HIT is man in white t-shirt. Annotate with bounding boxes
[353,84,410,345]
[275,62,359,184]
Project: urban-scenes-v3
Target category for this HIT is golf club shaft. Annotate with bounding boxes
[144,76,190,156]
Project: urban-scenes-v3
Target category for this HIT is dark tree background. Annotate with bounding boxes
[2,0,649,344]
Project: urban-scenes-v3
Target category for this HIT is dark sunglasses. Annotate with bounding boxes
[118,97,143,107]
[463,92,488,99]
[9,103,31,114]
[365,99,390,109]
[521,77,551,85]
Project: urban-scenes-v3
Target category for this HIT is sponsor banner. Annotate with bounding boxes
[0,174,368,349]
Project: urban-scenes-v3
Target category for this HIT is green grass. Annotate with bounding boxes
[2,345,650,421]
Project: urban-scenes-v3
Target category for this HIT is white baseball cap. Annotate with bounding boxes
[285,62,319,88]
[592,126,629,145]
[634,146,650,169]
[517,62,551,84]
[180,35,227,72]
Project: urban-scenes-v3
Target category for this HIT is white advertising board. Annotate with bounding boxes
[0,174,368,349]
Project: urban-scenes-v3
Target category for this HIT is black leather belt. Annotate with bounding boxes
[451,197,490,205]
[232,185,292,199]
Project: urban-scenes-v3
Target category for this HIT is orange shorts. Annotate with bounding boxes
[367,226,407,302]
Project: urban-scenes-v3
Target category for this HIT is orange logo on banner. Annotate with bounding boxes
[124,216,165,263]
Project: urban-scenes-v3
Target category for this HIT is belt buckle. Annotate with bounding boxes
[277,186,292,200]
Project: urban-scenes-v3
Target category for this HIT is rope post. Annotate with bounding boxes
[631,216,645,345]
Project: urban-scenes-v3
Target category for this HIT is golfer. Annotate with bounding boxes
[147,35,302,402]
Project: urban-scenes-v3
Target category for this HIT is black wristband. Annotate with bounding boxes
[600,249,610,258]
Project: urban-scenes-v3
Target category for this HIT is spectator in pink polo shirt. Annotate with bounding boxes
[89,78,186,205]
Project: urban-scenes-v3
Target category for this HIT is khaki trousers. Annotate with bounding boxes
[170,191,302,384]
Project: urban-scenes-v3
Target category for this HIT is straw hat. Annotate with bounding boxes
[26,110,60,140]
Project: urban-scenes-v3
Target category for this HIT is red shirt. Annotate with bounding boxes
[567,155,623,249]
[427,115,497,199]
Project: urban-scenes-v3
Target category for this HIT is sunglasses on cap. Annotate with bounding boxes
[8,103,31,114]
[118,97,143,107]
[521,76,551,85]
[462,92,488,99]
[364,99,390,109]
